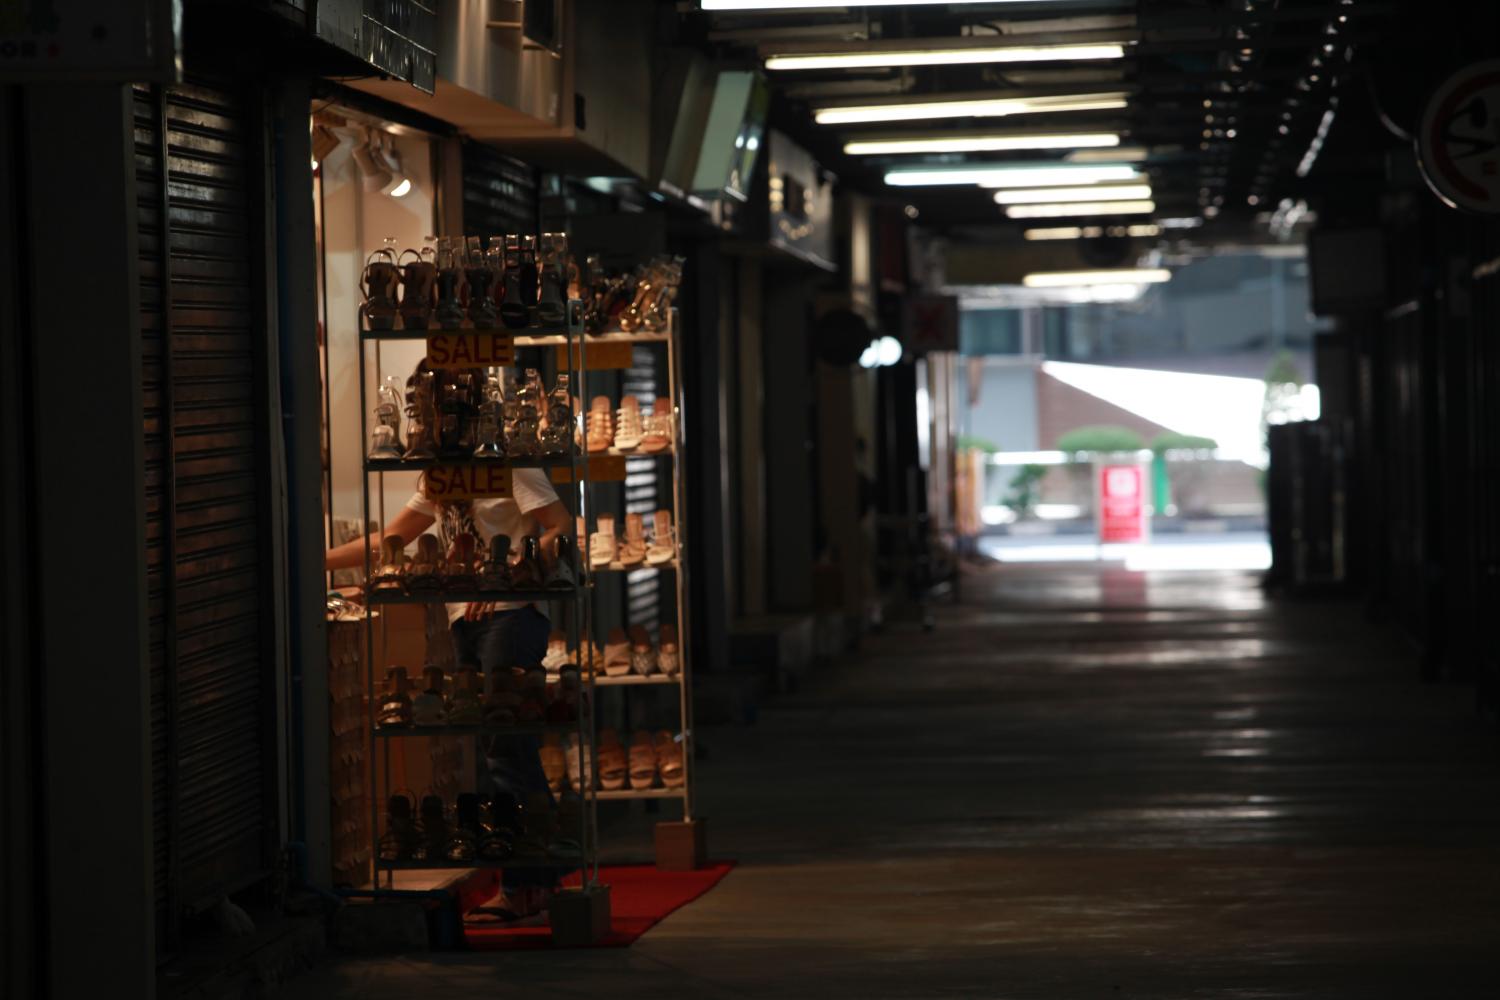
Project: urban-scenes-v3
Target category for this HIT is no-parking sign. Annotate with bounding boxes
[1418,61,1500,213]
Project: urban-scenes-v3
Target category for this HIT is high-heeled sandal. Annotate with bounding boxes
[654,730,685,788]
[585,396,613,453]
[658,624,681,676]
[590,514,617,568]
[443,534,478,591]
[447,792,482,862]
[377,666,413,727]
[378,791,420,862]
[478,793,519,862]
[614,396,643,452]
[564,734,594,793]
[405,535,443,591]
[447,666,483,725]
[618,512,647,568]
[360,246,400,330]
[548,535,578,589]
[629,731,658,789]
[603,627,631,677]
[628,624,657,676]
[412,665,448,726]
[597,729,627,790]
[369,533,408,593]
[398,245,436,331]
[618,263,660,333]
[646,510,675,566]
[639,398,672,454]
[416,793,450,861]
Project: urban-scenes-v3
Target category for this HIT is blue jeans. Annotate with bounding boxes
[450,605,560,889]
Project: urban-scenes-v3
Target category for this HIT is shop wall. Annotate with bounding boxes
[320,131,438,538]
[763,269,817,613]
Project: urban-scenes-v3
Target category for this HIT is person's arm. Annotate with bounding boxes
[325,505,435,571]
[530,500,573,564]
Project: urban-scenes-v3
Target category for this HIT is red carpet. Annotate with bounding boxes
[464,862,736,950]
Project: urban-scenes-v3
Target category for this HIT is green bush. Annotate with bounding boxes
[1003,464,1047,519]
[957,434,1001,454]
[1056,425,1145,455]
[1150,431,1218,454]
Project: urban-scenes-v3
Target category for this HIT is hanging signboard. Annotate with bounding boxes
[422,465,513,501]
[0,0,179,81]
[425,332,515,369]
[1097,463,1148,545]
[1417,61,1500,214]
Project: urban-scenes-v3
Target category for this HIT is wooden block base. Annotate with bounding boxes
[654,818,708,871]
[548,883,611,946]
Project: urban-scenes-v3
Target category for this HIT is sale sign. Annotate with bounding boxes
[421,464,513,501]
[1098,464,1148,544]
[425,332,515,368]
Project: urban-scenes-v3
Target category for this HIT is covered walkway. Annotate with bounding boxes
[291,565,1500,997]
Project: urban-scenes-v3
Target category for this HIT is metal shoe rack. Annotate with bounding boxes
[577,308,704,869]
[356,257,610,939]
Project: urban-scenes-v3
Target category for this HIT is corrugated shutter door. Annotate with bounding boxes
[134,79,273,952]
[461,141,538,236]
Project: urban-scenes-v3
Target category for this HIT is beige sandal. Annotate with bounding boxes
[628,731,658,789]
[590,514,617,568]
[654,730,685,788]
[658,623,680,676]
[646,509,675,566]
[639,398,672,453]
[586,396,613,453]
[614,396,643,452]
[539,733,567,796]
[618,512,647,567]
[598,729,627,790]
[603,627,632,677]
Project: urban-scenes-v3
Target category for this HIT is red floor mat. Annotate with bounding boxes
[464,862,735,950]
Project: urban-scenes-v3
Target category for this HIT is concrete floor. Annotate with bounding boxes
[287,564,1500,998]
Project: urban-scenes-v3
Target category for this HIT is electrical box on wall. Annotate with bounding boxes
[760,130,836,271]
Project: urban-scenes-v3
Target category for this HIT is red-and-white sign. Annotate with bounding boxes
[1418,61,1500,214]
[1098,464,1148,544]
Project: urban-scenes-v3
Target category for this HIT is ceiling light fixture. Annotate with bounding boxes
[1023,268,1171,288]
[765,41,1126,72]
[993,183,1152,205]
[885,163,1141,188]
[814,92,1129,126]
[1024,223,1162,241]
[1004,200,1156,218]
[845,131,1120,156]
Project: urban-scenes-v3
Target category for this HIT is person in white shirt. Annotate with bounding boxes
[327,463,574,920]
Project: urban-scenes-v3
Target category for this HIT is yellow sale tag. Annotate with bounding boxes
[426,332,515,369]
[555,340,634,371]
[422,464,514,500]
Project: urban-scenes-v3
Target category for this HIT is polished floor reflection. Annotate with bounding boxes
[288,564,1500,998]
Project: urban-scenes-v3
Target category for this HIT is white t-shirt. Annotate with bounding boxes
[406,467,561,624]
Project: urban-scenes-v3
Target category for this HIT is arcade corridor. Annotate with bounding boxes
[289,564,1500,997]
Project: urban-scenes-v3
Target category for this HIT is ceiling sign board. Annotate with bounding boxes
[1418,61,1500,214]
[0,0,179,81]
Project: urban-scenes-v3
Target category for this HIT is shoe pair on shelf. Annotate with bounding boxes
[596,729,685,791]
[378,664,485,727]
[369,532,578,596]
[596,624,679,678]
[587,510,676,570]
[584,396,673,454]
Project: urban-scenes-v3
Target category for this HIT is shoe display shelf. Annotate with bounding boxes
[356,286,610,940]
[579,309,706,870]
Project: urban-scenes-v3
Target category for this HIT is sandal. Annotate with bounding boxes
[603,627,631,678]
[464,236,498,329]
[541,631,569,672]
[483,671,520,727]
[618,513,647,568]
[368,376,407,459]
[377,666,413,727]
[405,535,443,591]
[412,666,448,726]
[539,732,568,796]
[447,666,483,725]
[539,373,573,457]
[564,734,594,793]
[378,791,420,862]
[548,534,578,589]
[585,396,613,453]
[511,535,544,589]
[477,533,512,591]
[597,730,627,790]
[369,533,408,593]
[654,730,685,788]
[536,232,568,327]
[447,792,482,862]
[614,396,643,452]
[360,245,400,330]
[499,234,529,329]
[415,793,450,861]
[658,624,681,676]
[478,793,519,862]
[590,515,617,568]
[639,398,672,453]
[628,624,657,676]
[397,244,436,331]
[443,534,478,592]
[618,262,659,333]
[403,369,438,460]
[646,510,675,566]
[629,731,658,789]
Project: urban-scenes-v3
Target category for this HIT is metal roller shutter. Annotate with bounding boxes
[461,141,539,237]
[134,79,275,953]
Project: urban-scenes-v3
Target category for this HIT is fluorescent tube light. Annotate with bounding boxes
[1024,223,1162,241]
[706,1,1055,8]
[845,132,1120,156]
[1005,200,1156,218]
[814,92,1129,126]
[766,43,1125,72]
[885,163,1141,188]
[1023,268,1172,288]
[993,183,1152,205]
